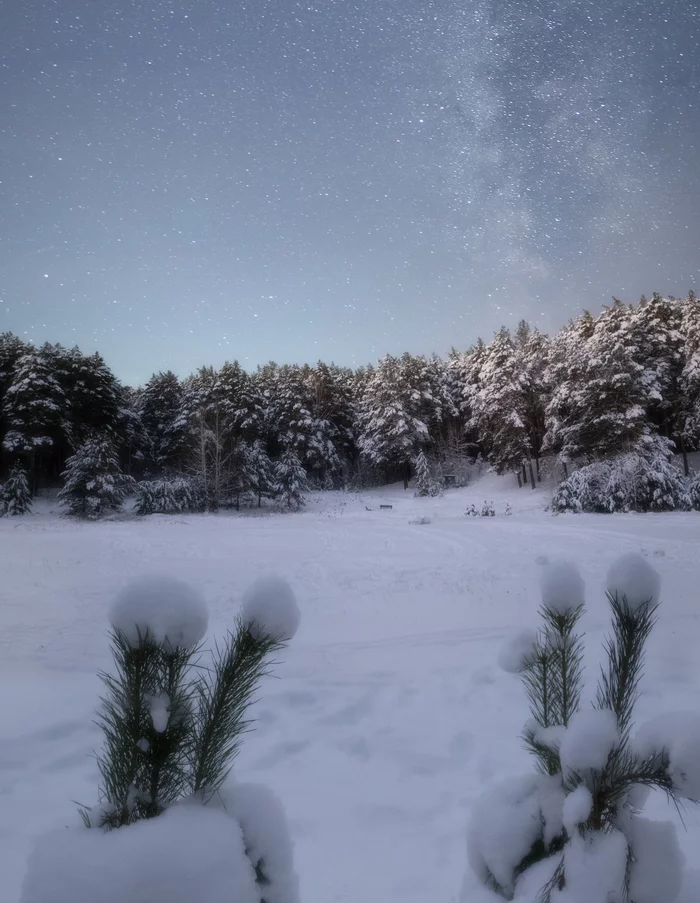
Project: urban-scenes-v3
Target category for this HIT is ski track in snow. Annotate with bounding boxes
[1,471,700,902]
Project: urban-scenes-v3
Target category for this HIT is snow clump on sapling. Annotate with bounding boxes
[497,629,538,674]
[606,551,661,612]
[110,574,209,651]
[241,575,301,642]
[540,560,585,615]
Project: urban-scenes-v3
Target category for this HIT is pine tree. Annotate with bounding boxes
[180,367,238,511]
[679,291,700,467]
[243,440,275,507]
[275,448,309,510]
[138,371,187,471]
[414,449,431,497]
[468,556,700,903]
[59,436,135,517]
[469,328,536,485]
[0,332,28,470]
[0,461,32,516]
[357,353,433,488]
[543,312,596,468]
[60,347,122,447]
[53,575,303,903]
[2,347,69,465]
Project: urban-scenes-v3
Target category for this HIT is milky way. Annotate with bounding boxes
[1,1,698,384]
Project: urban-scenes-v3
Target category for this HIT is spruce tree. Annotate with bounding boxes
[275,448,309,510]
[0,461,32,516]
[59,436,135,517]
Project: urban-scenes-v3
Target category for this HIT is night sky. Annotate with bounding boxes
[1,1,698,386]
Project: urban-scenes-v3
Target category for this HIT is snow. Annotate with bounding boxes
[626,816,684,903]
[635,712,700,800]
[540,560,585,614]
[606,552,661,612]
[497,629,538,673]
[559,709,620,775]
[466,775,543,897]
[20,804,260,903]
[218,782,300,903]
[148,693,170,733]
[556,828,628,903]
[241,575,301,642]
[562,785,592,832]
[2,475,700,903]
[109,575,209,651]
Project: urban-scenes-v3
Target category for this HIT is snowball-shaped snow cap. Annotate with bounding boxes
[540,560,585,614]
[498,629,538,674]
[241,575,301,642]
[559,708,620,774]
[110,575,209,651]
[606,553,661,613]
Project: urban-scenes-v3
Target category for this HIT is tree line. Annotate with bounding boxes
[1,291,699,508]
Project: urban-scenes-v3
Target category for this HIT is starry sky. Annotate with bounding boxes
[1,1,698,386]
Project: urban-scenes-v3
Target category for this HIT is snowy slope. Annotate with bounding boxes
[1,473,700,902]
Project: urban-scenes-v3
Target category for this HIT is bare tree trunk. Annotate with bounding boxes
[521,462,527,486]
[517,471,522,489]
[562,461,569,479]
[528,459,536,490]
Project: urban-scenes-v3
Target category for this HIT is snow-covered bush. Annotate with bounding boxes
[0,461,32,516]
[481,500,495,517]
[464,554,700,903]
[414,450,431,497]
[504,503,513,516]
[465,504,479,517]
[552,443,690,514]
[135,477,202,516]
[21,573,301,903]
[59,436,135,517]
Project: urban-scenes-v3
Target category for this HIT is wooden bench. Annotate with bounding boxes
[380,504,393,510]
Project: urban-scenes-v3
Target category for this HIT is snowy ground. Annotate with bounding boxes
[2,472,700,902]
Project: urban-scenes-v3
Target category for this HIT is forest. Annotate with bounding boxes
[1,291,699,514]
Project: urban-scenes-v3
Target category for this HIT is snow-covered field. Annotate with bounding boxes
[2,472,700,902]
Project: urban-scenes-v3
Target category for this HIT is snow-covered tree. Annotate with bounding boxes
[0,461,32,516]
[21,575,302,903]
[413,449,431,497]
[552,436,690,513]
[543,311,596,469]
[679,291,700,468]
[275,448,309,510]
[138,371,187,471]
[357,353,434,488]
[469,328,535,485]
[243,440,276,507]
[2,347,69,464]
[60,347,122,447]
[465,556,700,903]
[59,436,135,517]
[0,332,29,468]
[180,367,239,511]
